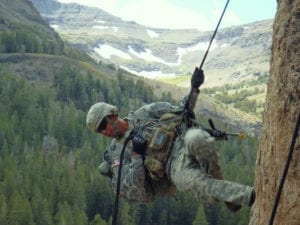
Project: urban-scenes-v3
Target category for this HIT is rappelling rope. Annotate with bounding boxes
[112,130,135,225]
[199,0,230,69]
[182,0,230,127]
[269,111,300,225]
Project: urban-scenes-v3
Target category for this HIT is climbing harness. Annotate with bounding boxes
[269,111,300,225]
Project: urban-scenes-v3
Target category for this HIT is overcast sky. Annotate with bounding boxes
[57,0,277,30]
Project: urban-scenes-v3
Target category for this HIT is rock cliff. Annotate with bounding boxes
[249,1,300,225]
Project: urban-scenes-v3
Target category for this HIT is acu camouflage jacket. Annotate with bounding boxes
[105,91,199,203]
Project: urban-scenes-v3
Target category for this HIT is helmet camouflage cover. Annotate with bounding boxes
[86,102,118,132]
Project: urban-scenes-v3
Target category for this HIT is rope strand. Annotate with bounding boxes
[182,0,230,127]
[269,111,300,225]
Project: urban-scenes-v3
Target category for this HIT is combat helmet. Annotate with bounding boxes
[86,102,118,132]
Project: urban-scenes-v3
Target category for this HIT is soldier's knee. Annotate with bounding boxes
[184,128,214,148]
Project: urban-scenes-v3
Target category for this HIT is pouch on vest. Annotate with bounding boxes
[144,157,165,180]
[148,127,171,150]
[145,113,181,180]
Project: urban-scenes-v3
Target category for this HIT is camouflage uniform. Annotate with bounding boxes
[168,129,253,206]
[102,91,254,206]
[105,100,183,203]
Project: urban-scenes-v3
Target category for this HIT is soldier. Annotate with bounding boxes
[86,68,255,212]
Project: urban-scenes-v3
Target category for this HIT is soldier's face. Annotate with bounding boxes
[101,121,116,137]
[100,116,128,138]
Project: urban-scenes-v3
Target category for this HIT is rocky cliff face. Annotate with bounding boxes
[249,1,300,225]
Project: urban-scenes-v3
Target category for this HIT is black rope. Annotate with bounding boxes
[112,131,135,225]
[199,0,230,69]
[181,0,230,127]
[269,111,300,225]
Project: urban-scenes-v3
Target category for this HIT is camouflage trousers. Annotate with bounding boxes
[168,128,253,206]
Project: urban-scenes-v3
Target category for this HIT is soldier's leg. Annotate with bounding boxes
[170,131,254,206]
[170,154,254,206]
[184,128,223,179]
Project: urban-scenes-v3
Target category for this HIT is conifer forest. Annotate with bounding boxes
[0,65,257,225]
[0,15,258,225]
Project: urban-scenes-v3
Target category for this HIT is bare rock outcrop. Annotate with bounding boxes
[249,1,300,225]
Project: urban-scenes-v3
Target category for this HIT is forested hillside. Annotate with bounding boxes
[0,0,259,224]
[0,62,258,225]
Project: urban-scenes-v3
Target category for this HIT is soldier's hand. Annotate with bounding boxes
[191,67,205,88]
[132,135,147,155]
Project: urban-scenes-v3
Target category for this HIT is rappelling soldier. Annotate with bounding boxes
[86,68,255,212]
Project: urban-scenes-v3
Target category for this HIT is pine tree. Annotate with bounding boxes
[120,202,136,225]
[0,191,8,225]
[72,204,88,225]
[7,190,35,225]
[31,188,53,225]
[54,202,74,225]
[91,214,107,225]
[193,204,209,225]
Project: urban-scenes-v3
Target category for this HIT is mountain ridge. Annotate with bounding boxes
[30,0,273,88]
[0,0,262,135]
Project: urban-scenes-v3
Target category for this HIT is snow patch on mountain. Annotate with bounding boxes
[176,40,228,64]
[147,30,160,38]
[94,44,132,60]
[93,40,230,68]
[95,20,105,24]
[128,46,177,66]
[177,40,217,55]
[120,65,177,78]
[50,24,60,29]
[93,25,118,32]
